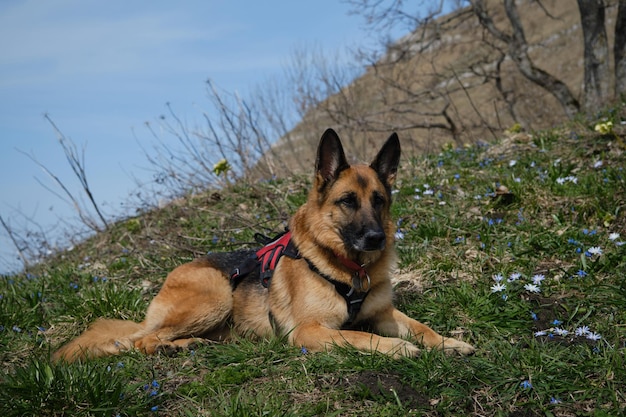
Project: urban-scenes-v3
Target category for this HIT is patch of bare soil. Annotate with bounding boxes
[508,409,542,417]
[526,294,597,347]
[344,370,429,409]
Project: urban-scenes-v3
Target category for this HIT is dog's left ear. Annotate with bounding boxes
[370,132,401,186]
[316,128,350,187]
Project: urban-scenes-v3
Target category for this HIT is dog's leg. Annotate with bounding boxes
[291,322,421,358]
[52,318,144,362]
[372,307,475,355]
[133,259,233,355]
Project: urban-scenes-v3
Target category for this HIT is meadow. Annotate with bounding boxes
[1,110,625,416]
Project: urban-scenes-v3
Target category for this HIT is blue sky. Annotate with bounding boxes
[0,0,407,273]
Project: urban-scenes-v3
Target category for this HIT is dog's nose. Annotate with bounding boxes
[363,229,386,251]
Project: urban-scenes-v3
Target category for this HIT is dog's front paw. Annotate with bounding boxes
[387,338,421,358]
[441,337,475,356]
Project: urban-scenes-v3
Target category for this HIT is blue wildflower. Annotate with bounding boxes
[586,332,602,341]
[553,328,569,336]
[508,272,521,282]
[575,326,590,336]
[524,283,541,293]
[587,246,603,256]
[530,312,538,321]
[520,380,533,389]
[531,274,545,285]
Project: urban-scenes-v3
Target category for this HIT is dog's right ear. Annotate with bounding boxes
[315,128,349,188]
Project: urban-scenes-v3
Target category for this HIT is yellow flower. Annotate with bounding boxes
[212,159,231,176]
[506,123,522,134]
[594,121,613,135]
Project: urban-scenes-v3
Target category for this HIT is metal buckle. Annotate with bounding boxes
[352,272,371,292]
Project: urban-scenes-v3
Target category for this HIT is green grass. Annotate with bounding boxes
[1,108,626,416]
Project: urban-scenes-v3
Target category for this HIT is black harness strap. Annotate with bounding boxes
[303,259,369,327]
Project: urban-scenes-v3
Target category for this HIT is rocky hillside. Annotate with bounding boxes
[260,0,619,175]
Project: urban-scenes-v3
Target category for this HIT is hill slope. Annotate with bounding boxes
[1,103,625,415]
[261,0,619,176]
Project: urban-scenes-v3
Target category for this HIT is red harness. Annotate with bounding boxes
[230,231,299,288]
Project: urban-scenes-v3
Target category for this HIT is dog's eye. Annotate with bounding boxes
[372,193,386,208]
[338,194,358,209]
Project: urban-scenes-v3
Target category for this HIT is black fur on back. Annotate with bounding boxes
[205,249,258,276]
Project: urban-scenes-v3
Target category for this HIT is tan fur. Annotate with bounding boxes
[53,129,474,363]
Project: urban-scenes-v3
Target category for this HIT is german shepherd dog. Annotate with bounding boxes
[53,129,474,363]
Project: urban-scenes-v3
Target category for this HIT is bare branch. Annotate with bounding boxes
[0,214,30,270]
[43,115,109,229]
[470,0,580,118]
[17,148,103,232]
[614,0,626,96]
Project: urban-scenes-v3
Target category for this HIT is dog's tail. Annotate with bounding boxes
[52,318,145,363]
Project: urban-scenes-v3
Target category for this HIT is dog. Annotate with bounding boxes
[53,129,475,363]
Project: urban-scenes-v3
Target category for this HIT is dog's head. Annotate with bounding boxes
[308,128,400,257]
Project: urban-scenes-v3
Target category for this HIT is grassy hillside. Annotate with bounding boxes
[1,106,625,415]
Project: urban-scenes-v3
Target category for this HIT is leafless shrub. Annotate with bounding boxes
[18,115,110,233]
[1,115,111,272]
[135,44,361,200]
